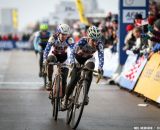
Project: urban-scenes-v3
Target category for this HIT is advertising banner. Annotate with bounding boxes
[119,55,147,90]
[135,54,160,103]
[0,41,14,50]
[134,53,160,103]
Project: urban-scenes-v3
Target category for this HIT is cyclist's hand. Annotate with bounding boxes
[70,63,76,68]
[98,68,103,75]
[43,60,48,65]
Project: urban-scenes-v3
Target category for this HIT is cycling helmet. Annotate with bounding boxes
[87,26,101,40]
[40,23,48,31]
[57,24,70,35]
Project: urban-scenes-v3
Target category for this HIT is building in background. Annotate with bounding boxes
[0,8,18,34]
[48,0,105,25]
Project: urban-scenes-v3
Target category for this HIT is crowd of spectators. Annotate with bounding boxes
[70,0,160,58]
[122,1,160,59]
[71,12,118,53]
[0,33,31,42]
[1,0,160,56]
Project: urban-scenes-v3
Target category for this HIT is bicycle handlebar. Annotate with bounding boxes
[79,66,102,84]
[48,62,70,67]
[48,63,102,83]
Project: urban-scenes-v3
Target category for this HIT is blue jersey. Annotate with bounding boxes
[70,37,104,69]
[34,31,51,51]
[152,43,160,53]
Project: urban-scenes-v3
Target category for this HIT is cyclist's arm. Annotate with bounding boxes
[70,38,86,64]
[33,32,40,51]
[67,37,75,49]
[43,36,55,61]
[70,43,78,64]
[97,41,104,69]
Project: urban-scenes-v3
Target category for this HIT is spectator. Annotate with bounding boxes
[8,34,13,41]
[131,27,142,54]
[134,13,143,27]
[13,34,19,41]
[2,35,9,41]
[148,19,160,59]
[123,24,135,51]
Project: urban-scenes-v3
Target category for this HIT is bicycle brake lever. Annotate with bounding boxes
[96,74,102,84]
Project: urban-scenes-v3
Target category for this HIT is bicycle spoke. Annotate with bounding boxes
[71,84,87,129]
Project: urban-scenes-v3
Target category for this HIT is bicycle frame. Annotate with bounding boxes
[66,65,101,128]
[49,62,64,121]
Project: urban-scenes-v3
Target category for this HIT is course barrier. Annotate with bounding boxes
[0,41,33,50]
[118,55,147,90]
[0,41,14,50]
[95,49,160,105]
[134,53,160,103]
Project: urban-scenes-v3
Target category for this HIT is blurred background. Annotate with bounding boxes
[0,0,118,33]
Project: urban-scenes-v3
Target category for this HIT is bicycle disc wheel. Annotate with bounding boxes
[70,82,87,129]
[52,76,61,121]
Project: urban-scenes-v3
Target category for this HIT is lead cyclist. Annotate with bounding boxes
[62,26,104,110]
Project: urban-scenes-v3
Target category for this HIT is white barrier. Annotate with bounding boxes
[113,52,138,83]
[95,48,119,78]
[118,55,147,90]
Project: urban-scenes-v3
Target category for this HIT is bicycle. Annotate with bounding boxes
[42,63,47,88]
[66,65,102,129]
[49,62,66,121]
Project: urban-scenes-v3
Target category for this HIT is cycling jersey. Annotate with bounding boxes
[70,37,104,69]
[152,43,160,53]
[34,31,51,51]
[43,34,75,61]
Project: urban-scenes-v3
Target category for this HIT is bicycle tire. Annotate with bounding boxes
[53,75,61,121]
[66,101,74,124]
[70,81,87,129]
[52,79,56,117]
[43,74,47,88]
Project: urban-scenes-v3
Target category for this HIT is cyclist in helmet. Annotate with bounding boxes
[34,23,51,77]
[43,23,75,91]
[62,25,104,110]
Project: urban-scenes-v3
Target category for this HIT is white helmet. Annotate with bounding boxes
[87,26,101,40]
[57,24,71,35]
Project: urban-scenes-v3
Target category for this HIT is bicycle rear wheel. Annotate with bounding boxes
[43,74,47,88]
[52,75,61,121]
[70,82,87,129]
[42,65,47,88]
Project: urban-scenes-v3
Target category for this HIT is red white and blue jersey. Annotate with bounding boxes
[43,34,75,60]
[70,37,104,69]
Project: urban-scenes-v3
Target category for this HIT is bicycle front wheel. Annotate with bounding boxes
[52,75,61,121]
[70,82,87,129]
[66,101,74,124]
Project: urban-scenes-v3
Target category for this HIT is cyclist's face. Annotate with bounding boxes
[88,38,97,47]
[59,33,68,41]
